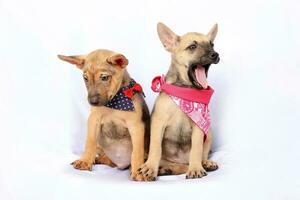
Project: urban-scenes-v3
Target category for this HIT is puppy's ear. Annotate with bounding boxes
[207,23,218,42]
[106,54,128,69]
[57,54,85,69]
[157,22,180,52]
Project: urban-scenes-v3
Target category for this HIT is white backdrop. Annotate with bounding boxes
[1,0,300,199]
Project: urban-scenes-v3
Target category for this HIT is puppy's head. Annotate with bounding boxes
[157,22,219,89]
[58,49,128,106]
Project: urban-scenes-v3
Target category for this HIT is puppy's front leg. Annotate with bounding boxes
[71,112,100,171]
[138,114,165,181]
[128,122,145,181]
[202,129,218,171]
[186,124,207,179]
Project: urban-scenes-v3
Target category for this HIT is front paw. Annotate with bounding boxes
[71,159,93,171]
[186,167,207,179]
[130,170,145,181]
[137,162,158,181]
[202,160,218,171]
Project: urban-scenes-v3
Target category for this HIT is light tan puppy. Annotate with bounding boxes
[138,23,220,181]
[58,49,150,181]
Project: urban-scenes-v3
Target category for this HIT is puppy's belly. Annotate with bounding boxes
[162,113,193,164]
[102,141,132,169]
[98,122,132,169]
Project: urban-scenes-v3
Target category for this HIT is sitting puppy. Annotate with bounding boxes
[58,49,150,181]
[138,23,220,181]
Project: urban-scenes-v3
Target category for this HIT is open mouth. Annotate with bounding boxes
[188,64,210,89]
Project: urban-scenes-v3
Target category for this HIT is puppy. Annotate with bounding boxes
[58,49,150,181]
[138,23,220,181]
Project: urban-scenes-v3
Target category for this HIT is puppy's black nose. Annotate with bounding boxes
[209,52,219,60]
[89,96,99,105]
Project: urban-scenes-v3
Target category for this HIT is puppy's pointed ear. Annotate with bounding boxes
[57,54,85,69]
[157,22,180,52]
[207,23,218,42]
[106,54,128,69]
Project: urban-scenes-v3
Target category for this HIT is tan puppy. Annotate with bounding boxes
[138,23,220,181]
[58,49,150,181]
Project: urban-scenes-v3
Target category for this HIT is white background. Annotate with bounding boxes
[1,0,300,199]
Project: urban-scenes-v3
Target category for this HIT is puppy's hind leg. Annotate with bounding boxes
[158,159,188,176]
[94,146,116,168]
[202,130,218,171]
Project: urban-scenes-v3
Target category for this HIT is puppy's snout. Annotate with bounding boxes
[209,51,220,63]
[209,52,219,59]
[88,94,100,105]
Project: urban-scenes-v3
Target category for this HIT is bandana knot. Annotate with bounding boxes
[123,83,143,99]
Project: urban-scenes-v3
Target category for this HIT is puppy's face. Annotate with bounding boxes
[58,50,128,106]
[157,23,220,89]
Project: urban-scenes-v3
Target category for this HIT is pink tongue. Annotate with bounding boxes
[195,66,208,89]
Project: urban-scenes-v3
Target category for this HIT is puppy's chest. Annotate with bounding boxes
[163,108,193,146]
[99,121,130,141]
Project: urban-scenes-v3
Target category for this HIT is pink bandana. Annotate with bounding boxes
[151,75,214,138]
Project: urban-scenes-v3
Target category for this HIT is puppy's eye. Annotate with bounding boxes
[83,74,88,82]
[187,44,197,51]
[100,75,110,81]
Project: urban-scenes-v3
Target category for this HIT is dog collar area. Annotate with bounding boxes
[151,75,214,104]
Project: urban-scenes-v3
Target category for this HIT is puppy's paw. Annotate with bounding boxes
[137,163,158,181]
[186,167,207,179]
[202,160,218,171]
[130,170,144,181]
[71,159,93,171]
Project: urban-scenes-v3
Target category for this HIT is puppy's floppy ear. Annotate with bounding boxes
[106,54,128,68]
[157,22,180,52]
[207,23,218,42]
[57,54,85,69]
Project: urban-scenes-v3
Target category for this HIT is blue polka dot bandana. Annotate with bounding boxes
[105,79,145,111]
